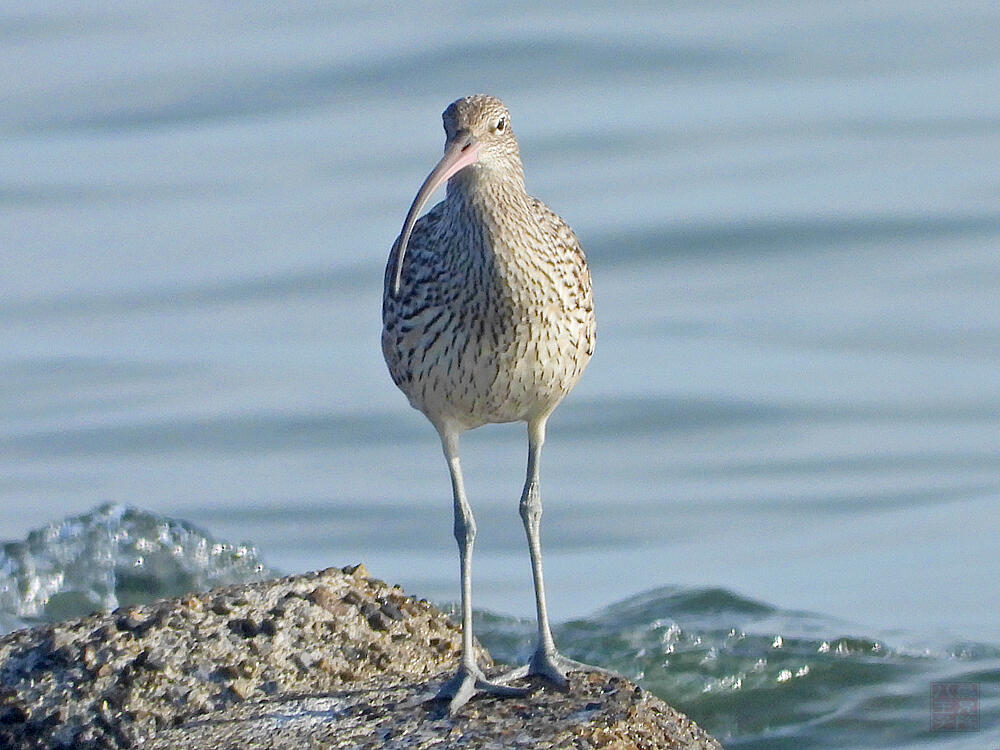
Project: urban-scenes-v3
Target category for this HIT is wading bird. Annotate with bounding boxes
[382,94,603,713]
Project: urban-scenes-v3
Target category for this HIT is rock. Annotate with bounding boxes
[148,671,720,750]
[0,567,721,749]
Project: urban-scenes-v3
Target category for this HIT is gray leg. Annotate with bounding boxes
[434,425,527,713]
[522,418,558,661]
[502,417,618,686]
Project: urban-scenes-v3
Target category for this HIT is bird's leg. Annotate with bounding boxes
[434,427,528,714]
[501,418,618,687]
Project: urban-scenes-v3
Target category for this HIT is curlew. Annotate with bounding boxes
[382,94,605,713]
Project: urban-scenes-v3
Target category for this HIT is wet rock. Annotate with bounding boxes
[342,563,369,578]
[0,703,28,725]
[340,589,364,606]
[306,586,350,617]
[228,679,255,701]
[360,601,391,630]
[114,608,144,634]
[378,599,405,621]
[0,566,721,750]
[228,617,260,638]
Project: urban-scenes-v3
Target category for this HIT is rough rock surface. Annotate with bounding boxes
[148,671,721,750]
[0,566,722,749]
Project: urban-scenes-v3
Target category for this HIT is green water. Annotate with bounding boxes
[474,588,1000,749]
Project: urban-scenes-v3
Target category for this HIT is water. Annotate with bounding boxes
[0,503,272,633]
[2,1,999,746]
[1,506,997,749]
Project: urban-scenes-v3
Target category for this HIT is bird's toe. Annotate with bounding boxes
[434,663,530,715]
[499,648,621,688]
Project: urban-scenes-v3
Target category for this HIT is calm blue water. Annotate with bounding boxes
[2,3,999,747]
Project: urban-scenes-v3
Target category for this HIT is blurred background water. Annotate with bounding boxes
[1,2,999,747]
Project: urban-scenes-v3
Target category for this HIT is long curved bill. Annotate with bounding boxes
[390,135,481,297]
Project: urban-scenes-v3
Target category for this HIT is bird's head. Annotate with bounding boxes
[441,95,521,178]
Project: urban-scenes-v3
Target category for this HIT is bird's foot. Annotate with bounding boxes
[434,662,530,715]
[499,647,620,688]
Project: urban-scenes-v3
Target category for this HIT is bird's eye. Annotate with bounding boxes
[495,117,506,133]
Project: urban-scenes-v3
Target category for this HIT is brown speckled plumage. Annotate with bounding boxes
[382,96,594,431]
[381,95,604,714]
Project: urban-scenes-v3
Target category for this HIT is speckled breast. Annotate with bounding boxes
[383,279,593,429]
